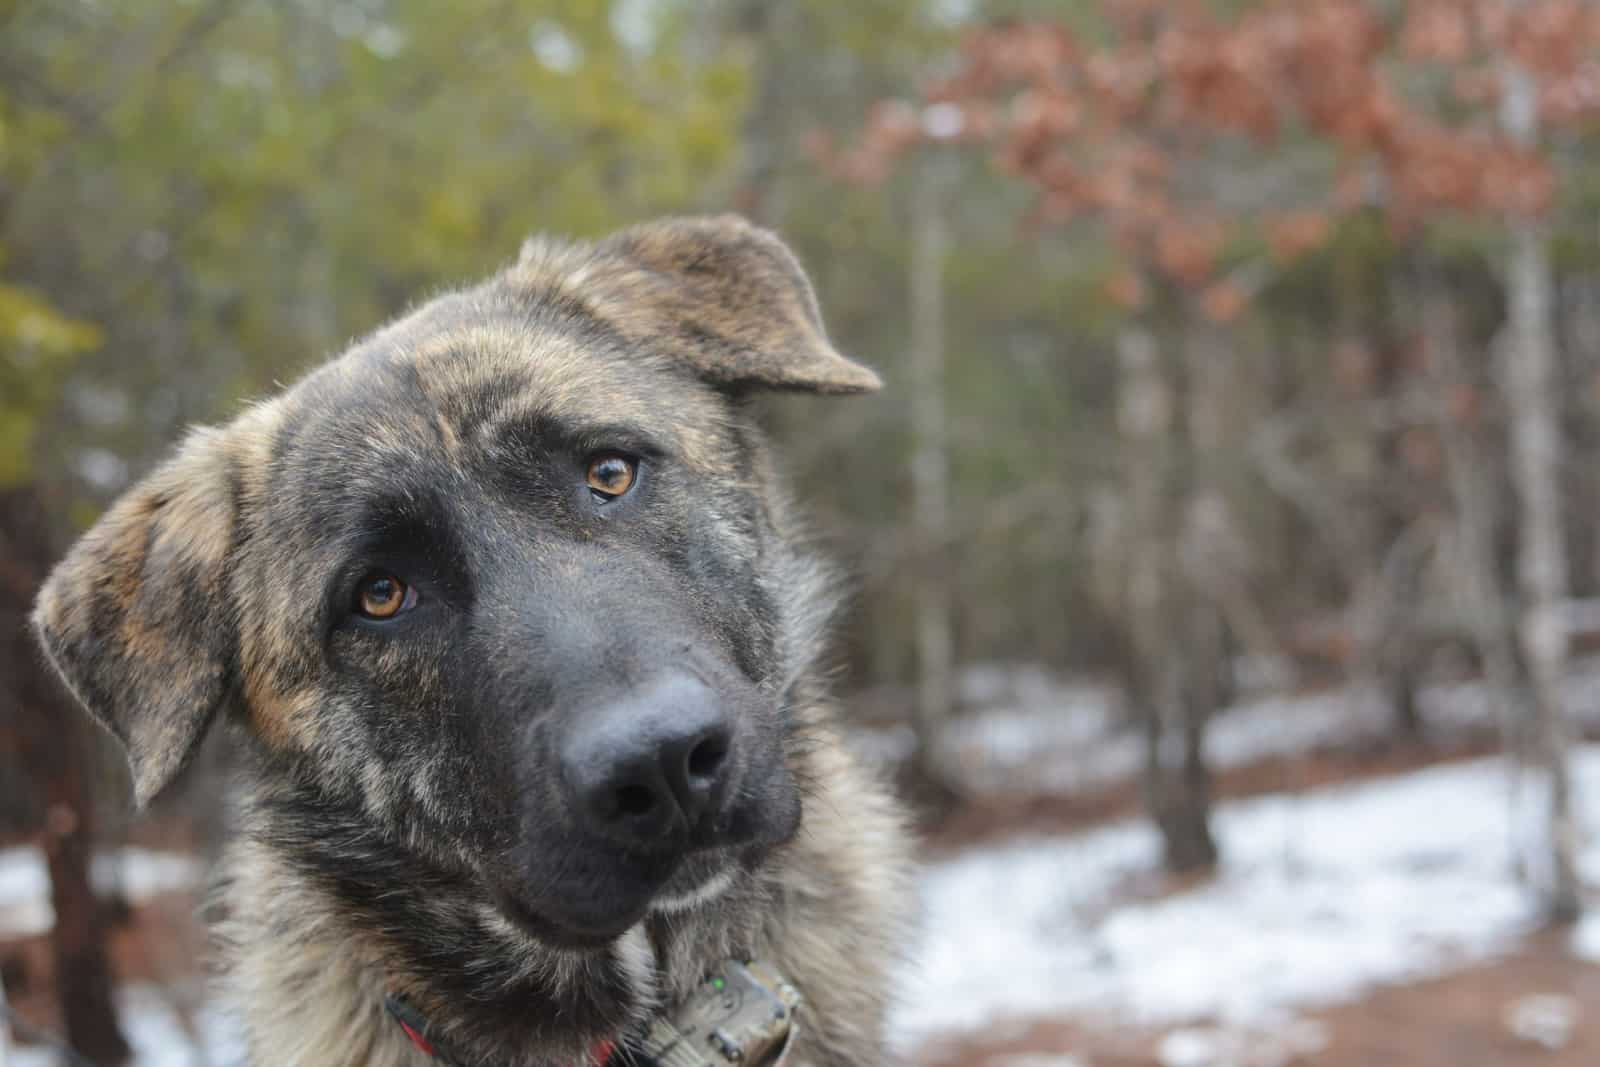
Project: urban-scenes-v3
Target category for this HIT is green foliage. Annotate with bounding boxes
[0,262,101,486]
[0,0,750,494]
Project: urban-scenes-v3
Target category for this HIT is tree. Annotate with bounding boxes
[906,152,962,806]
[0,92,123,1049]
[1,486,130,1065]
[1495,1,1581,922]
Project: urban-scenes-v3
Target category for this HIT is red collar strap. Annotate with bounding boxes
[383,994,618,1066]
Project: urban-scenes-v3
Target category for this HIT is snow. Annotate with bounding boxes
[857,654,1600,801]
[1504,993,1579,1051]
[1154,1020,1330,1067]
[1573,912,1600,963]
[0,847,205,938]
[891,747,1600,1053]
[8,984,243,1067]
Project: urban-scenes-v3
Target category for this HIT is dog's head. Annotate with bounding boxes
[34,216,878,950]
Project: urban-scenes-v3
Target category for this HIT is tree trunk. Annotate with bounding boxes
[1117,321,1219,874]
[1140,589,1222,874]
[1168,323,1230,873]
[1386,660,1424,740]
[906,158,959,805]
[1424,283,1532,868]
[41,747,129,1066]
[727,0,795,223]
[1500,56,1581,924]
[1338,267,1429,747]
[0,487,130,1064]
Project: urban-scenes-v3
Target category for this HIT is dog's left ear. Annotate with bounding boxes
[528,215,883,395]
[32,426,238,807]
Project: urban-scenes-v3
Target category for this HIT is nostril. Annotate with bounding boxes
[686,734,728,783]
[615,783,657,818]
[563,675,736,846]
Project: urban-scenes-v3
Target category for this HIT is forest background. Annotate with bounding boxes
[6,2,1600,1064]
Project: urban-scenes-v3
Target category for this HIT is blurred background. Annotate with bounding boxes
[4,1,1600,1064]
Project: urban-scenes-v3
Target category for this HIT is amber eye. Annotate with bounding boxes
[355,572,414,620]
[585,454,637,500]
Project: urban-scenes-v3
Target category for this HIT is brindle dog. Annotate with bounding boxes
[34,216,912,1066]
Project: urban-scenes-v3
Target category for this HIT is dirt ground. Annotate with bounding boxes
[916,932,1600,1066]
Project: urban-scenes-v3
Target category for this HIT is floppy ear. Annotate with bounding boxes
[528,214,882,395]
[32,426,237,807]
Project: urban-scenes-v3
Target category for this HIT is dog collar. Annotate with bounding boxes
[385,959,800,1067]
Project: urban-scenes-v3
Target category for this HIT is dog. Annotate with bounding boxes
[33,216,912,1066]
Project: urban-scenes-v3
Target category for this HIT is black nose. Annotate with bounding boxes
[562,674,735,848]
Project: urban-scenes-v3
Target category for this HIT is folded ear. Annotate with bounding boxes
[33,426,237,807]
[525,214,883,395]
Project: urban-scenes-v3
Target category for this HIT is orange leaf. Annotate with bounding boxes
[1200,280,1248,323]
[1106,267,1148,310]
[1266,212,1332,261]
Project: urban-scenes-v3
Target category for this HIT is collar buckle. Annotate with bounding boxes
[639,960,802,1066]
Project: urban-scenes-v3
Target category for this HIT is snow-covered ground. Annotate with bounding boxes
[1575,911,1600,964]
[855,655,1600,800]
[892,746,1600,1057]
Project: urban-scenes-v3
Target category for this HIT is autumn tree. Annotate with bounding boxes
[835,0,1600,899]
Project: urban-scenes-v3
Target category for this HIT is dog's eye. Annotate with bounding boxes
[585,454,637,501]
[354,572,415,620]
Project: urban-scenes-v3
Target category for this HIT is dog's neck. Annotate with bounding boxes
[384,992,617,1067]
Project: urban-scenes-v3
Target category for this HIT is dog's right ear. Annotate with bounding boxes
[33,426,238,807]
[518,215,883,395]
